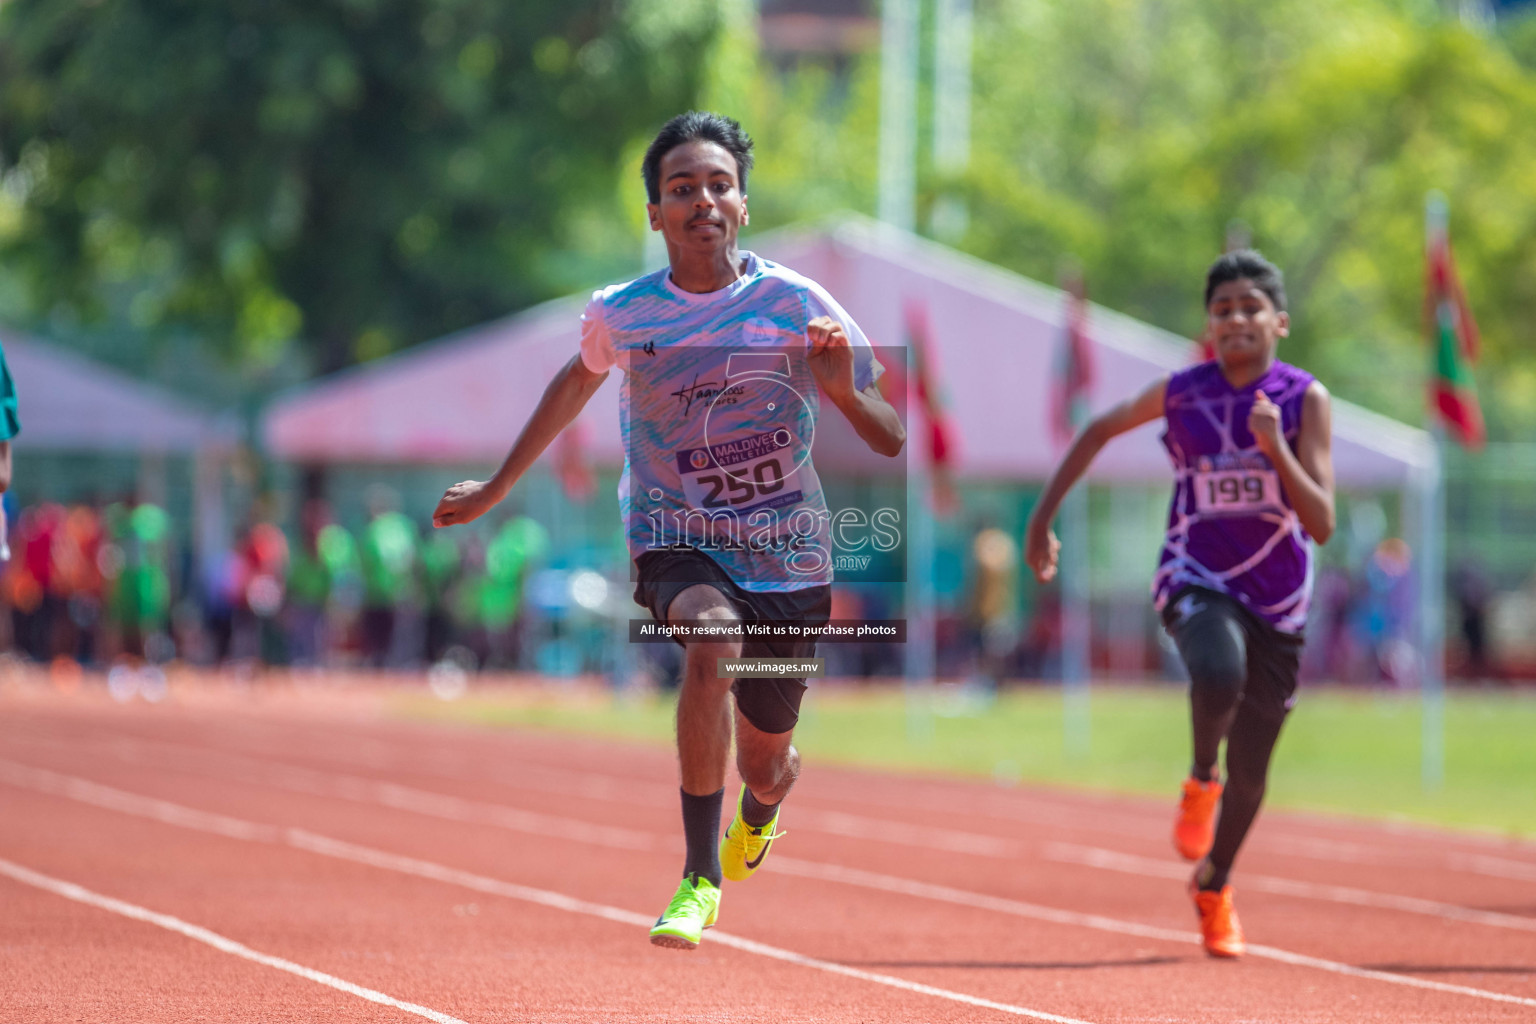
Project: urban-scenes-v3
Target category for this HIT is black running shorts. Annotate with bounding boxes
[633,546,831,735]
[1161,585,1304,722]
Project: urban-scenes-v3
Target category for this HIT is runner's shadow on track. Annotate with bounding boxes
[838,957,1186,971]
[1360,964,1535,976]
[1469,905,1536,917]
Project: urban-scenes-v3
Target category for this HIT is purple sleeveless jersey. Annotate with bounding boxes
[1152,359,1316,635]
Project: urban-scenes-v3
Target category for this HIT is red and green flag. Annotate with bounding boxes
[1052,272,1096,447]
[901,301,959,516]
[1426,200,1484,448]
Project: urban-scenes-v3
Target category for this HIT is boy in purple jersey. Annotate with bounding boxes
[1025,251,1335,958]
[433,112,905,950]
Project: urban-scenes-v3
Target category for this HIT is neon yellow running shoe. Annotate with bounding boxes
[719,786,786,883]
[649,874,721,950]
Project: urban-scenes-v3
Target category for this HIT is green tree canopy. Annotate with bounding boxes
[0,0,719,372]
[733,1,1536,439]
[962,0,1536,437]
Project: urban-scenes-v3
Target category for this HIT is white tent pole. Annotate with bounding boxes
[878,0,919,233]
[1057,270,1092,755]
[932,0,971,170]
[138,450,168,509]
[1060,481,1091,755]
[193,445,227,601]
[931,0,972,241]
[1420,191,1449,791]
[1417,435,1446,790]
[1107,484,1144,677]
[885,0,927,737]
[906,452,936,741]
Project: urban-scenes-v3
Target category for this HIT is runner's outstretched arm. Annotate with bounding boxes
[806,316,905,457]
[432,355,609,527]
[1025,374,1169,582]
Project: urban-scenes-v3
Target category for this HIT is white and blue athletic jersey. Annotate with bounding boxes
[580,251,884,592]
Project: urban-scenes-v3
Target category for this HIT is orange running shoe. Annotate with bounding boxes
[1190,881,1245,958]
[1173,776,1222,861]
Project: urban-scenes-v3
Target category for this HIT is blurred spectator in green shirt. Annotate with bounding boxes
[359,486,418,668]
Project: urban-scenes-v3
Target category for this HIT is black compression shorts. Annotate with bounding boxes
[633,546,831,735]
[1161,585,1304,722]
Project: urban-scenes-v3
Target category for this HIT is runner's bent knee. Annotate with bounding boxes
[670,585,744,663]
[666,583,738,624]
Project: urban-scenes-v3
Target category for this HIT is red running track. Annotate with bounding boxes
[3,682,1535,1023]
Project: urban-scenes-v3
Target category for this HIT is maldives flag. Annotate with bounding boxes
[901,302,959,515]
[1426,217,1485,448]
[1052,273,1096,446]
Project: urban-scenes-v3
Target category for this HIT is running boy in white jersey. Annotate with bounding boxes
[433,112,905,949]
[1024,251,1334,957]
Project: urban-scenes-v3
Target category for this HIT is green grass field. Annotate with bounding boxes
[397,683,1536,840]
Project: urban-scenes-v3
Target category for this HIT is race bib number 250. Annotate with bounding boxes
[675,430,805,515]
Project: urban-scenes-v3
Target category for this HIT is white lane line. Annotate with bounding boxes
[287,830,1096,1024]
[50,710,1536,867]
[767,857,1536,1009]
[0,762,1095,1024]
[1451,853,1536,885]
[0,759,281,842]
[0,857,470,1024]
[15,735,1536,940]
[40,723,1536,879]
[775,856,1194,945]
[1041,844,1536,934]
[5,759,1535,1011]
[6,739,663,853]
[184,722,1536,871]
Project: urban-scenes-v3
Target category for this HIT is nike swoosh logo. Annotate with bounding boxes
[744,839,772,870]
[1175,594,1206,622]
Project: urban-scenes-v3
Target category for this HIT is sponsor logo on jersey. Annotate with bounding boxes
[669,373,747,416]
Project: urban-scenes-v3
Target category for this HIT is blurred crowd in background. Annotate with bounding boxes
[4,492,1523,687]
[951,528,1511,690]
[0,490,620,684]
[5,2,1536,694]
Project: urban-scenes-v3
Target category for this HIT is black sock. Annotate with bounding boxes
[741,788,780,829]
[1191,763,1216,783]
[680,787,724,887]
[1197,857,1230,892]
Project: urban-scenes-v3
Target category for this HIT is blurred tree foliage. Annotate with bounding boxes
[0,0,718,372]
[734,1,1536,439]
[3,0,1534,442]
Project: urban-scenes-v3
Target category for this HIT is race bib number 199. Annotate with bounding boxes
[1193,469,1281,514]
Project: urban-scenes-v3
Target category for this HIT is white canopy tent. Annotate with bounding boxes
[264,216,1433,487]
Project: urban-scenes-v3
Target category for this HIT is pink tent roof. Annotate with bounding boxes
[263,216,1431,487]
